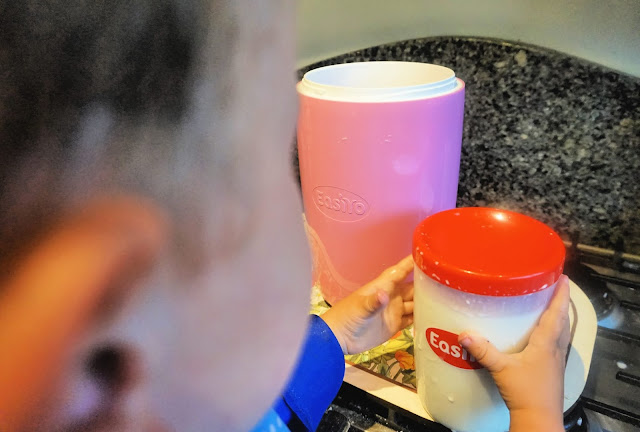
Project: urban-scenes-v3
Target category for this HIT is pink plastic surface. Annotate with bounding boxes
[298,79,465,304]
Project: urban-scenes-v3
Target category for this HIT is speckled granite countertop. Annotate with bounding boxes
[295,37,640,256]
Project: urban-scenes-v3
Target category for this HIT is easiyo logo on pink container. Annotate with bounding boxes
[313,186,370,222]
[426,328,482,370]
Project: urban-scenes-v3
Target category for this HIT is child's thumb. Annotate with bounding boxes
[458,331,508,374]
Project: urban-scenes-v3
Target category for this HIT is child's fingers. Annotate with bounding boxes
[558,303,572,352]
[543,275,571,328]
[382,280,413,300]
[403,301,414,316]
[459,331,509,374]
[380,255,414,283]
[399,281,414,301]
[400,314,413,329]
[530,275,570,348]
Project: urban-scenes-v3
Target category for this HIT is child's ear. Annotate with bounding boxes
[0,196,167,430]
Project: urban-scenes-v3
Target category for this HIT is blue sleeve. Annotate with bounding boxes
[273,314,345,431]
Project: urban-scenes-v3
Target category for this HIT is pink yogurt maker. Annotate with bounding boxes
[297,61,465,304]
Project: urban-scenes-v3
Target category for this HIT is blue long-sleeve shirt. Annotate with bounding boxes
[251,315,345,431]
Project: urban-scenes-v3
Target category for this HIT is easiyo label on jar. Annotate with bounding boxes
[426,328,483,370]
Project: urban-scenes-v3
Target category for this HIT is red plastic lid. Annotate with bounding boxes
[413,207,565,296]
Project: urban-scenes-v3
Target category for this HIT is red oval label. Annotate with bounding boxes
[426,328,483,370]
[312,186,370,222]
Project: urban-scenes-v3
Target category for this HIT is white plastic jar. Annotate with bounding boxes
[413,207,566,432]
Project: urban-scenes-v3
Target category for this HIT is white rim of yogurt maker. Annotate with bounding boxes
[298,61,460,102]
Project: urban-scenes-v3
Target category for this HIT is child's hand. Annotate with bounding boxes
[320,255,414,355]
[458,275,571,432]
